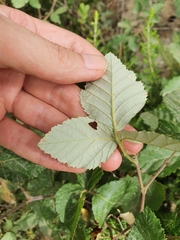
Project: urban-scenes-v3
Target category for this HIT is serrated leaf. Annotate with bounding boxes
[77,168,103,190]
[39,117,116,169]
[139,146,180,177]
[80,52,147,131]
[163,89,180,123]
[55,183,84,235]
[127,207,166,240]
[161,76,180,97]
[38,53,147,169]
[92,175,141,227]
[118,130,180,152]
[0,146,44,182]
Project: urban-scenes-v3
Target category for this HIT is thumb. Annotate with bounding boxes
[0,14,107,84]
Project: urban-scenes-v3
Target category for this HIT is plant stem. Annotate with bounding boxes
[137,151,176,212]
[0,194,54,221]
[43,0,57,21]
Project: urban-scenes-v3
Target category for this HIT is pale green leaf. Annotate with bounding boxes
[38,117,117,169]
[38,53,147,169]
[140,112,158,130]
[50,12,61,24]
[168,43,180,63]
[80,52,147,131]
[139,146,180,177]
[1,232,16,240]
[163,89,180,123]
[11,0,28,8]
[161,76,180,96]
[29,0,41,9]
[118,130,180,152]
[127,207,166,240]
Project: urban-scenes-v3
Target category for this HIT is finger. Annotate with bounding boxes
[0,116,85,173]
[0,5,101,55]
[123,125,143,154]
[101,149,122,172]
[23,76,85,118]
[0,9,107,83]
[12,90,69,133]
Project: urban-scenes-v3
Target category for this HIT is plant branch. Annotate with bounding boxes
[0,194,54,221]
[144,151,176,190]
[43,0,58,21]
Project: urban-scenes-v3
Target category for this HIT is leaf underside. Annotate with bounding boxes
[38,53,147,169]
[118,130,180,152]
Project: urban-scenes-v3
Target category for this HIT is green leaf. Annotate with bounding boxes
[77,168,103,190]
[92,177,140,227]
[163,89,180,123]
[144,177,165,211]
[55,183,84,235]
[11,0,28,8]
[54,6,68,15]
[157,119,180,136]
[1,232,16,240]
[14,212,40,231]
[0,146,44,182]
[161,76,180,97]
[50,12,61,24]
[118,130,180,152]
[140,112,158,130]
[168,43,180,63]
[80,52,147,131]
[92,180,126,227]
[139,146,180,177]
[127,207,166,240]
[39,117,117,169]
[38,53,147,169]
[29,0,41,9]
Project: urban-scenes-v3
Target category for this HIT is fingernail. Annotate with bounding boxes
[82,54,108,71]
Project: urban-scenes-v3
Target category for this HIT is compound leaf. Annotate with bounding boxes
[118,130,180,152]
[39,53,147,169]
[80,52,147,131]
[39,117,116,169]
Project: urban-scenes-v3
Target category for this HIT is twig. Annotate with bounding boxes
[43,0,58,21]
[0,194,54,221]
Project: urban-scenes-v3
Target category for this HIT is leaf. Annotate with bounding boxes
[29,0,41,9]
[92,175,141,227]
[139,146,180,177]
[39,117,117,169]
[140,111,158,130]
[55,183,84,235]
[80,52,147,131]
[168,43,180,63]
[11,0,28,8]
[118,130,180,152]
[38,53,147,169]
[144,177,165,211]
[163,89,180,123]
[92,180,127,227]
[127,207,166,240]
[161,76,180,97]
[77,168,103,190]
[157,119,180,136]
[0,146,44,182]
[1,232,16,240]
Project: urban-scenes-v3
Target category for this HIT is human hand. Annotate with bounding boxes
[0,5,142,173]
